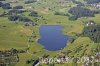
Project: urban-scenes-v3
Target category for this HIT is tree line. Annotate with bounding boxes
[84,0,100,4]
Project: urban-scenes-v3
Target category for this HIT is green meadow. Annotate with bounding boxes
[0,0,100,66]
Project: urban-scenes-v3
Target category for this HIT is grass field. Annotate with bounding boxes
[0,0,100,66]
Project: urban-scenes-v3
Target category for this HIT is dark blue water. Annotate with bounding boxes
[38,26,69,51]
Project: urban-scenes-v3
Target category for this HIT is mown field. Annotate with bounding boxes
[0,0,100,66]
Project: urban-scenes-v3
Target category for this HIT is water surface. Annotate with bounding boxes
[38,26,69,51]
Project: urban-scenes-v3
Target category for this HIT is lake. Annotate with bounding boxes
[38,26,69,51]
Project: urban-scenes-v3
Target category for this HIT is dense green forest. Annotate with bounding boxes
[82,25,100,43]
[68,6,100,20]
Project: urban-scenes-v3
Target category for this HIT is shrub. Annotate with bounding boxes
[29,11,38,17]
[2,3,12,9]
[13,5,23,9]
[8,15,19,21]
[8,9,25,14]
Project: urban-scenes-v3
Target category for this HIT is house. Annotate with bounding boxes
[24,21,33,26]
[86,21,96,26]
[59,0,72,3]
[95,52,100,62]
[9,0,18,3]
[86,2,100,9]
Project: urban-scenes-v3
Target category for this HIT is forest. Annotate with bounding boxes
[68,6,100,20]
[82,25,100,43]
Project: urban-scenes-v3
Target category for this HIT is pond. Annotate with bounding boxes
[38,25,69,51]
